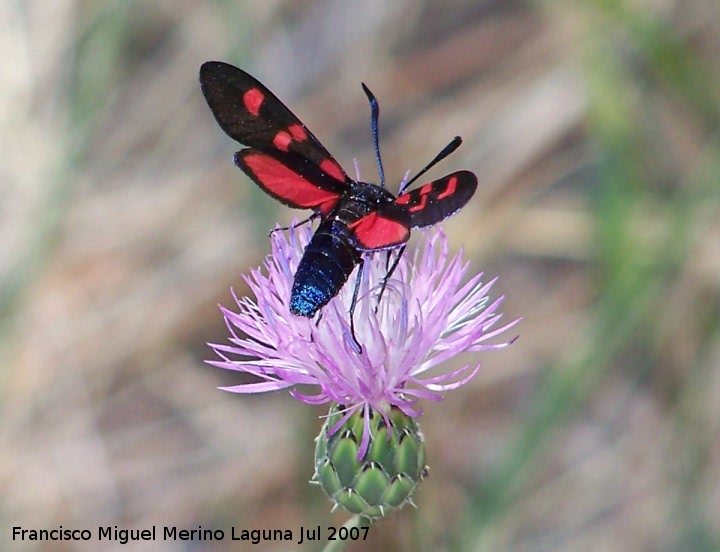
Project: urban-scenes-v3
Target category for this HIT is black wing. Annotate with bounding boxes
[347,171,477,250]
[200,61,351,212]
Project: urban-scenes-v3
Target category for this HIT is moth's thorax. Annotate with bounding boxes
[331,181,395,225]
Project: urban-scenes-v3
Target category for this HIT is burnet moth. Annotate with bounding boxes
[200,61,477,349]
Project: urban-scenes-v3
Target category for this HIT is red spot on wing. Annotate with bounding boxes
[418,182,433,195]
[243,152,340,213]
[288,124,307,141]
[408,194,427,213]
[273,125,309,152]
[349,212,410,250]
[395,181,432,211]
[320,159,346,183]
[272,131,292,152]
[437,176,458,200]
[243,88,264,116]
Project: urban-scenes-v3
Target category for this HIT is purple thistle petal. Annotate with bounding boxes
[219,380,294,393]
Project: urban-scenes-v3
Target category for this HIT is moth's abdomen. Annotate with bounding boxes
[290,222,359,317]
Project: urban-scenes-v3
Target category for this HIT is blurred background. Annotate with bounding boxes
[2,0,719,550]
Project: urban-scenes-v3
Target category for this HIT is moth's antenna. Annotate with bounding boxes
[400,136,463,194]
[362,83,386,188]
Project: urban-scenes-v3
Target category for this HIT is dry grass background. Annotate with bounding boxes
[2,1,720,551]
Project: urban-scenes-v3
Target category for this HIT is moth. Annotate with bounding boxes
[200,61,477,346]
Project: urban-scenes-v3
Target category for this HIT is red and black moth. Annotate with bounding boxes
[200,61,477,348]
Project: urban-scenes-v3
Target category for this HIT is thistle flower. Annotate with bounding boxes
[208,223,519,517]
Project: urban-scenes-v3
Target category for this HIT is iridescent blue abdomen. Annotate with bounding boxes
[290,219,360,317]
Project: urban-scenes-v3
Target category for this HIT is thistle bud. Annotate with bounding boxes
[313,404,428,519]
